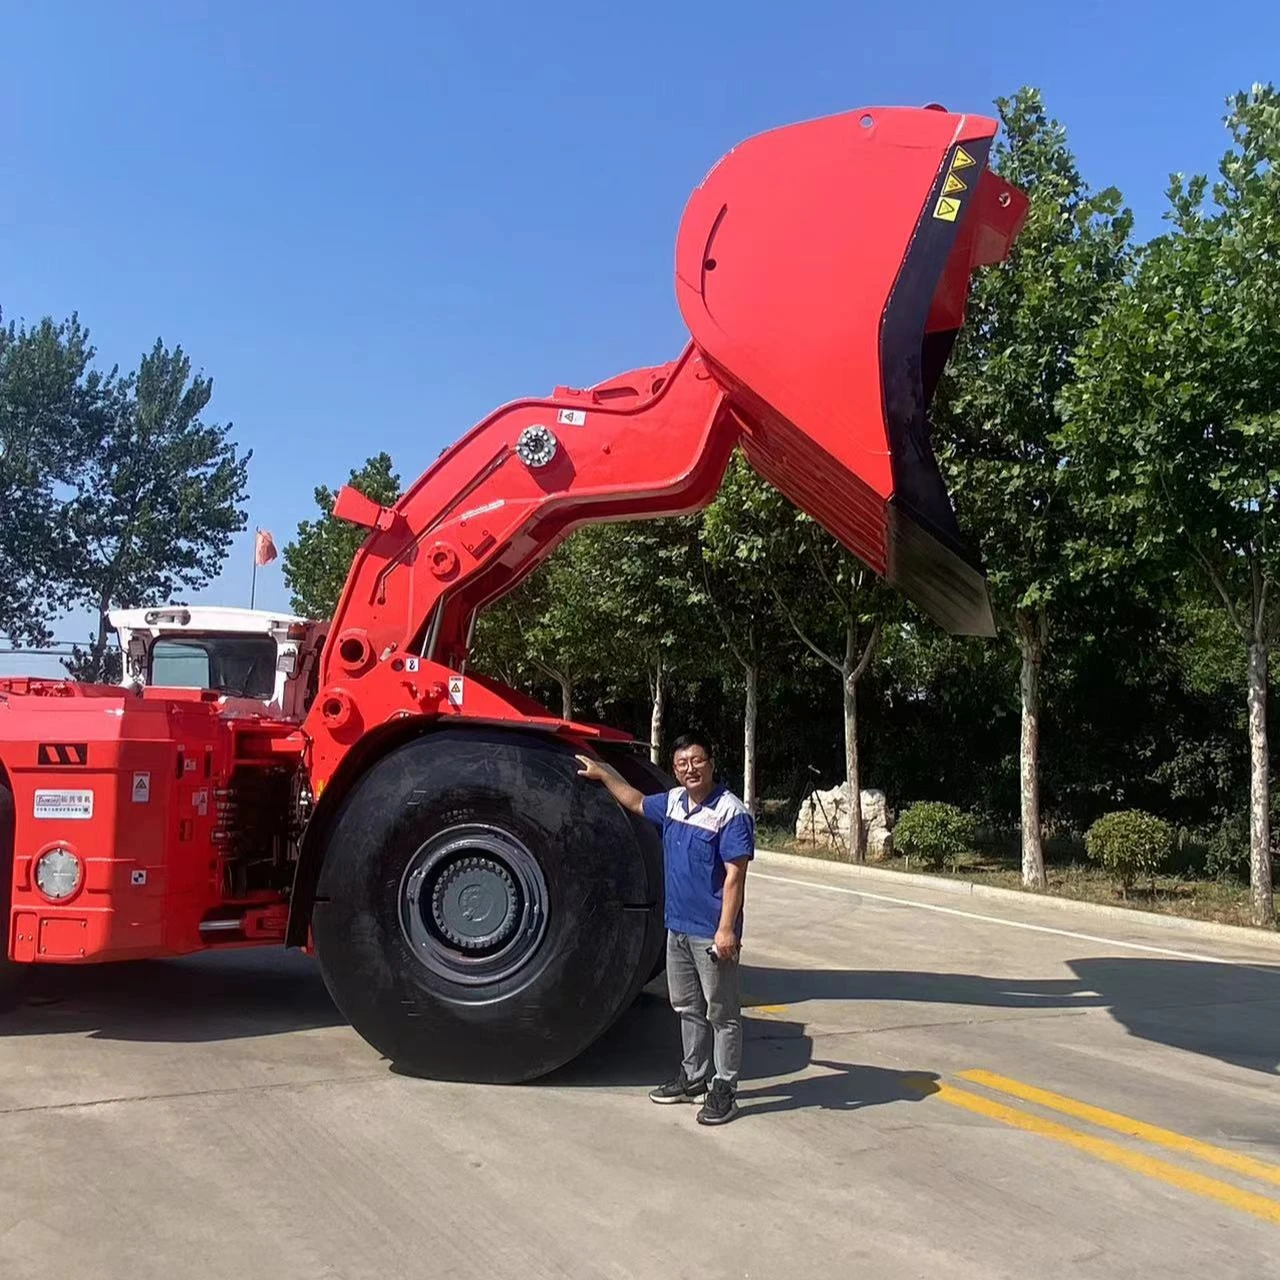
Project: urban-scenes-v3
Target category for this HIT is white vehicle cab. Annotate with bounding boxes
[109,606,328,721]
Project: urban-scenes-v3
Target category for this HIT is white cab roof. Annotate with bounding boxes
[108,606,315,635]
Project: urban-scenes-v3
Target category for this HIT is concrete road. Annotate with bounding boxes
[2,850,1279,1280]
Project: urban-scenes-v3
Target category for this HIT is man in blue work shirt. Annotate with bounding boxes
[577,733,754,1125]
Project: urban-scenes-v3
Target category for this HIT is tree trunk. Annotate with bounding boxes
[558,673,573,722]
[843,668,866,863]
[1017,609,1047,891]
[649,660,665,766]
[1247,639,1274,927]
[742,663,758,816]
[88,601,112,683]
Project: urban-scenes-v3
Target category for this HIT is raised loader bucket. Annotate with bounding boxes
[676,106,1027,636]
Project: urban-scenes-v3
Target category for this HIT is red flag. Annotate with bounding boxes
[254,529,278,567]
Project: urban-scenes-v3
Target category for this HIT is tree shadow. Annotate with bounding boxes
[739,956,1280,1077]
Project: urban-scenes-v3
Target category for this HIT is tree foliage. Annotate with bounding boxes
[1061,83,1280,923]
[700,454,801,812]
[63,341,251,680]
[283,452,401,619]
[1062,84,1280,632]
[934,86,1133,888]
[0,314,248,678]
[473,534,617,719]
[937,87,1133,619]
[0,312,111,647]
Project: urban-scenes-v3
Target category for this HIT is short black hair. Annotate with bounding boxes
[671,732,713,759]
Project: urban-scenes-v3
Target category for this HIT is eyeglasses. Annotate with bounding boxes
[673,757,710,772]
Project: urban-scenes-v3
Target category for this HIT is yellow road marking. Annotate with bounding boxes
[913,1079,1280,1227]
[960,1070,1280,1190]
[743,1002,789,1016]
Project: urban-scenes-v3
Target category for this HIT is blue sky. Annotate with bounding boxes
[2,0,1276,673]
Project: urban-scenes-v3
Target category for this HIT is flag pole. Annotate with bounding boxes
[250,529,258,609]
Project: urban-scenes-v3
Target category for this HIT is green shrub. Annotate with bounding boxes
[1205,811,1250,881]
[1205,801,1280,881]
[895,802,978,871]
[1084,810,1174,895]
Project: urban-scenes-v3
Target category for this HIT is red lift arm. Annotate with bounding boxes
[303,105,1026,790]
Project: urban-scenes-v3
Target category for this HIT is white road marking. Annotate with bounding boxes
[752,871,1280,972]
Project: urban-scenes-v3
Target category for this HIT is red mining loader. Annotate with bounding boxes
[0,105,1026,1081]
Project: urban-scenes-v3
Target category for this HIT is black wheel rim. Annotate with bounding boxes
[398,824,549,986]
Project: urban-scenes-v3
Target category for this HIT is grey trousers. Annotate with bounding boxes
[666,931,742,1088]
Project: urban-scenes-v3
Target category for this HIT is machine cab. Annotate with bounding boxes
[109,606,327,722]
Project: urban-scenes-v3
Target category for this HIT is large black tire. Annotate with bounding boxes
[0,777,22,1010]
[312,729,664,1082]
[597,744,672,987]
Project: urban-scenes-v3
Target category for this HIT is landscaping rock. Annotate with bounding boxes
[795,783,893,857]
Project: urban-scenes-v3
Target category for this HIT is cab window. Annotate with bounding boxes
[149,634,277,699]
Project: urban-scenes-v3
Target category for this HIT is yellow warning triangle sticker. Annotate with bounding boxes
[951,146,976,170]
[933,196,960,222]
[943,172,967,195]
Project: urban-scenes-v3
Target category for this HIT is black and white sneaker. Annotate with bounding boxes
[649,1071,708,1105]
[695,1079,739,1126]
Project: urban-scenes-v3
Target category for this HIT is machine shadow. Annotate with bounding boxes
[2,948,343,1043]
[5,950,1275,1085]
[737,955,1280,1077]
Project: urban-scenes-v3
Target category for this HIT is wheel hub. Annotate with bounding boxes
[399,825,549,987]
[430,856,519,950]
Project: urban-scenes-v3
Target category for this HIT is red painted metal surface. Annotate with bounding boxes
[0,680,300,962]
[3,103,1027,968]
[304,104,1026,790]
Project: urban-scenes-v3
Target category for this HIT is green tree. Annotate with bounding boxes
[472,538,613,720]
[776,528,895,862]
[717,464,894,860]
[62,340,250,681]
[701,453,813,817]
[934,87,1132,888]
[470,589,538,692]
[283,452,401,619]
[0,311,112,648]
[569,521,702,763]
[1061,84,1280,925]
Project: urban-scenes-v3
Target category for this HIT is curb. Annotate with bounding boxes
[754,847,1280,953]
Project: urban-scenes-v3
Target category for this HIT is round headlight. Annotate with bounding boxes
[35,847,83,901]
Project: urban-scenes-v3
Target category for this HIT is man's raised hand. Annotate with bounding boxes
[576,754,607,781]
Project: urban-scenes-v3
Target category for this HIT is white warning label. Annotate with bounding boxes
[132,771,151,804]
[194,788,208,817]
[447,676,464,706]
[34,789,94,820]
[557,408,587,426]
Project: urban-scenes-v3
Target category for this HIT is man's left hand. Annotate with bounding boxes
[713,927,739,961]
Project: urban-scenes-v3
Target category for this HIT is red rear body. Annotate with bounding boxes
[0,680,299,961]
